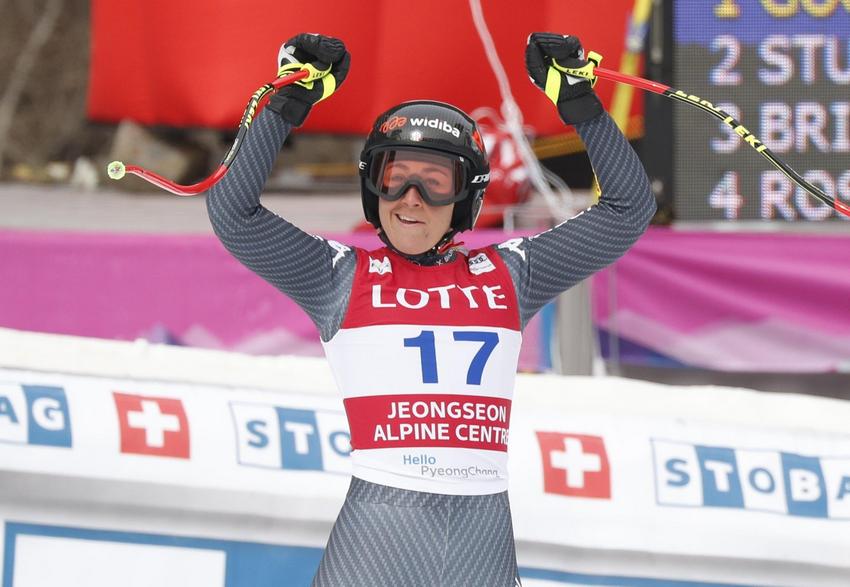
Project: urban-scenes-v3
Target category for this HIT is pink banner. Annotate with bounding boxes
[592,228,850,372]
[0,229,547,370]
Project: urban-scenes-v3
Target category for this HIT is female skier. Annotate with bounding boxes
[207,32,655,587]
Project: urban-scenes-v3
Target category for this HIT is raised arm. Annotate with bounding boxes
[206,34,354,339]
[497,33,656,327]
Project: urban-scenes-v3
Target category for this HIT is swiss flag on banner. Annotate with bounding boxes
[113,393,190,459]
[536,432,611,499]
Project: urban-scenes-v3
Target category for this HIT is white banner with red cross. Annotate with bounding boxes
[1,327,849,585]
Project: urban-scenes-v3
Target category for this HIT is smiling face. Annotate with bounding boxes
[377,156,456,255]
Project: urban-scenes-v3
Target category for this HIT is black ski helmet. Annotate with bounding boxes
[359,101,490,236]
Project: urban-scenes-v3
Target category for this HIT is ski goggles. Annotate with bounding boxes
[363,148,471,206]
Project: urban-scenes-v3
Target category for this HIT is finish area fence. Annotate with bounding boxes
[1,327,848,586]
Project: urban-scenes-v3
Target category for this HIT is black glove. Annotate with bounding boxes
[525,33,603,125]
[267,33,351,127]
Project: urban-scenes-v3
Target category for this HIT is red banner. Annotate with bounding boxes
[88,0,640,135]
[344,394,511,451]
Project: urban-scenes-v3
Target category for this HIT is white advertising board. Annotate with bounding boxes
[1,328,849,586]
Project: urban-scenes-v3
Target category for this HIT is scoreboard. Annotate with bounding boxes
[672,0,849,221]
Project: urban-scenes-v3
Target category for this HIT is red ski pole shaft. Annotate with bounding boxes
[107,69,309,196]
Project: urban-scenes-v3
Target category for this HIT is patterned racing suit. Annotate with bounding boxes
[207,107,655,586]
